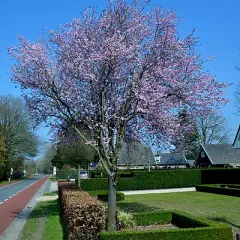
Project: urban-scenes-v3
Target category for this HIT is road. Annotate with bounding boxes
[0,175,48,235]
[0,176,43,203]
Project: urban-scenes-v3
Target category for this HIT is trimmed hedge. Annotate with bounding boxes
[56,170,77,180]
[58,182,105,240]
[196,184,240,197]
[90,170,134,179]
[220,184,240,189]
[99,211,232,240]
[57,168,240,191]
[82,169,201,191]
[201,169,240,184]
[89,190,125,202]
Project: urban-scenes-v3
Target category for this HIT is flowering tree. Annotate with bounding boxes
[9,0,228,231]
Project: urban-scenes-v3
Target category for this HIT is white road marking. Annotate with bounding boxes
[0,176,46,204]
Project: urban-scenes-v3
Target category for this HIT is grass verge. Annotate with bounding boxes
[43,191,58,196]
[18,200,65,240]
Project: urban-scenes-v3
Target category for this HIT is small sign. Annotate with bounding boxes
[23,170,26,173]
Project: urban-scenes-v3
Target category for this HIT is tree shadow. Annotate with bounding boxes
[117,201,161,213]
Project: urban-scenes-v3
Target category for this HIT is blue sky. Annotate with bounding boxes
[1,0,240,153]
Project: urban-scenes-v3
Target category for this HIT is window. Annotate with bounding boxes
[155,156,161,163]
[201,151,205,158]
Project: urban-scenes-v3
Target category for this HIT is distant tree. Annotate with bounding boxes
[52,125,98,188]
[24,159,37,176]
[0,96,39,179]
[173,110,230,159]
[36,145,55,174]
[0,96,39,158]
[172,109,200,159]
[196,113,231,144]
[0,136,6,180]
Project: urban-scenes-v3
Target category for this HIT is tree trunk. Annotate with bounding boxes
[78,164,81,190]
[107,173,117,231]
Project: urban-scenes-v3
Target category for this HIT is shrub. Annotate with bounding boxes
[117,211,136,230]
[99,211,232,240]
[89,190,125,202]
[60,186,105,240]
[196,184,240,197]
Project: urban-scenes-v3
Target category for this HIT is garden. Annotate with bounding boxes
[19,168,240,240]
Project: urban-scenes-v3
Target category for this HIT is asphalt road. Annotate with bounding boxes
[0,175,43,203]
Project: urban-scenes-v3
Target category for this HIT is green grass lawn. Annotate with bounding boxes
[0,180,9,185]
[43,191,58,196]
[117,191,240,237]
[19,200,65,240]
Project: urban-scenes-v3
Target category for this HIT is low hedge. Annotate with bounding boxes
[99,210,232,240]
[58,182,105,240]
[89,190,125,202]
[220,184,240,189]
[82,169,201,191]
[196,184,240,197]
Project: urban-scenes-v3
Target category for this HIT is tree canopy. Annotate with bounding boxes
[8,0,228,231]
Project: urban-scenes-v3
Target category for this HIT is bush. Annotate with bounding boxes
[196,184,240,197]
[117,211,136,230]
[99,211,232,240]
[89,190,125,202]
[59,184,105,240]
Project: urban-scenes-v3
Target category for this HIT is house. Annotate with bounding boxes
[117,140,155,169]
[154,152,189,169]
[196,126,240,168]
[195,144,240,168]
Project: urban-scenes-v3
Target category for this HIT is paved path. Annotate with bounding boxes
[0,176,48,235]
[0,180,23,189]
[122,187,196,195]
[0,176,43,203]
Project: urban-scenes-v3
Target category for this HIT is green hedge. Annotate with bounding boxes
[196,184,240,197]
[89,190,125,201]
[82,170,201,191]
[99,211,232,240]
[57,168,240,191]
[56,170,77,180]
[201,169,240,184]
[220,184,240,189]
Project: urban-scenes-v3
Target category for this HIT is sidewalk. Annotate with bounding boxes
[122,187,196,195]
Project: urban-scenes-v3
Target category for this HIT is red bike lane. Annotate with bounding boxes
[0,176,48,234]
